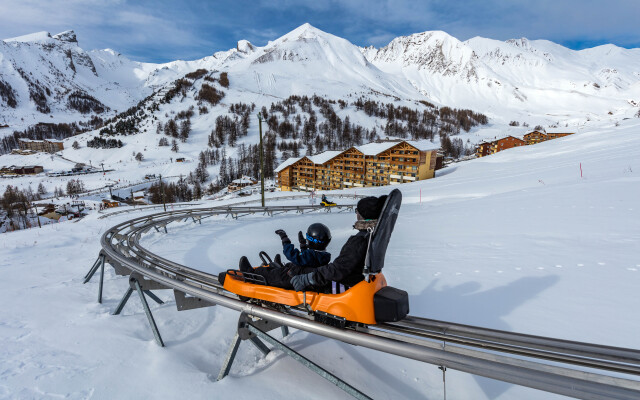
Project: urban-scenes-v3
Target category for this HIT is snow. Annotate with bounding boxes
[274,157,301,172]
[3,31,52,43]
[1,118,639,399]
[308,150,343,165]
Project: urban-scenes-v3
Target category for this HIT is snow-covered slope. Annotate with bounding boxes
[1,117,638,399]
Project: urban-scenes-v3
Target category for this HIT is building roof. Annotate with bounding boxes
[309,150,342,165]
[356,141,398,155]
[274,157,301,173]
[405,140,441,151]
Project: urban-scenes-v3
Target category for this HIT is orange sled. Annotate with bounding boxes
[223,270,407,325]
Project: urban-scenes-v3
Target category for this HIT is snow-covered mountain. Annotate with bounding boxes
[365,31,640,121]
[2,23,639,131]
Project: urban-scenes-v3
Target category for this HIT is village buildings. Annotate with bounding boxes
[275,140,439,191]
[476,131,574,158]
[0,165,44,175]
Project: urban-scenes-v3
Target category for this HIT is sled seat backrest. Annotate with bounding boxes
[364,188,402,274]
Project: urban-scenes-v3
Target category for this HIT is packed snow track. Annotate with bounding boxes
[86,201,640,400]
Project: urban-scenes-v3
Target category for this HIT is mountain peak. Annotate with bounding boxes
[279,23,333,42]
[53,30,78,43]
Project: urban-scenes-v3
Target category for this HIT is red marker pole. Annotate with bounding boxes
[580,163,583,178]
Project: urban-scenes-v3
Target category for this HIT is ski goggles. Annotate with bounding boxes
[306,234,325,244]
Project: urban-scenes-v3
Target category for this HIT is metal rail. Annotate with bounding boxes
[91,201,640,399]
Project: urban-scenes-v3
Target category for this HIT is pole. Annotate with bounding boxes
[159,174,167,212]
[258,113,265,207]
[580,163,583,178]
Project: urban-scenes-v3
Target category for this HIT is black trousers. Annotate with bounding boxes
[251,263,321,291]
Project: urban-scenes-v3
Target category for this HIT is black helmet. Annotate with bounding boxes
[306,223,331,250]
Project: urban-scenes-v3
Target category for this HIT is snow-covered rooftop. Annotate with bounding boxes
[309,151,343,165]
[356,142,398,155]
[274,157,301,172]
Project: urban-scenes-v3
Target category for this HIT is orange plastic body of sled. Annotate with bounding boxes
[223,271,387,325]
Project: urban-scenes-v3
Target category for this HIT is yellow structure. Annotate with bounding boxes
[275,140,438,191]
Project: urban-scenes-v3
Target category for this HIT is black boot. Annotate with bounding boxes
[239,256,253,272]
[218,271,226,285]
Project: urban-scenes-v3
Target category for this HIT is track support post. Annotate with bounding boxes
[112,272,169,346]
[217,313,370,400]
[133,278,164,347]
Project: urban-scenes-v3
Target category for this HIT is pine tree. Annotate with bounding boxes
[171,139,179,153]
[179,119,191,143]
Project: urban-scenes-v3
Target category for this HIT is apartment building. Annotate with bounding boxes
[18,139,64,153]
[275,140,439,191]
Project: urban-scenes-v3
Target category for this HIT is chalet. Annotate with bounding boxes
[491,136,525,153]
[13,165,44,175]
[228,176,258,192]
[524,131,548,145]
[175,158,185,162]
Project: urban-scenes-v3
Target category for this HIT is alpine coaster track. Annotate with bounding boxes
[84,199,640,400]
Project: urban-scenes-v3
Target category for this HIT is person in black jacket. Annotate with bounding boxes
[233,194,387,292]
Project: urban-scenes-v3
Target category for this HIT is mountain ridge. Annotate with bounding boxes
[1,24,640,130]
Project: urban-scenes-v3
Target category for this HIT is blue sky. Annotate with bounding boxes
[1,0,639,63]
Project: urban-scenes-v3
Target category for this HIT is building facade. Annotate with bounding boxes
[19,139,64,153]
[491,136,526,153]
[523,131,548,145]
[475,142,493,158]
[276,140,438,191]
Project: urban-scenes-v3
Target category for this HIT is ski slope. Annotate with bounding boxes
[0,119,639,399]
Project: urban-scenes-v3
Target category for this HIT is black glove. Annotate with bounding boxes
[291,272,316,291]
[298,231,308,250]
[275,229,290,245]
[272,254,283,268]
